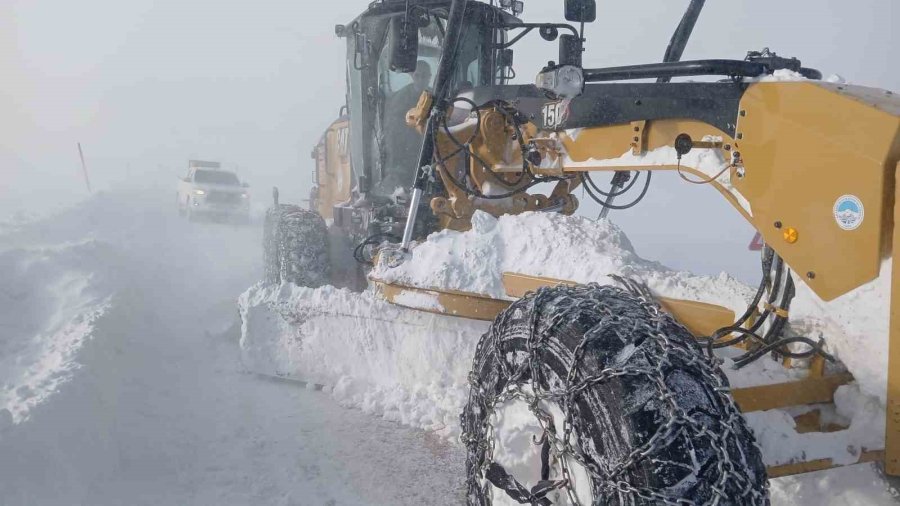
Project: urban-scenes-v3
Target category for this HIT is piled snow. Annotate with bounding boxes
[246,210,892,472]
[747,383,886,467]
[0,240,114,425]
[748,69,808,82]
[791,260,890,404]
[239,282,489,438]
[373,211,754,316]
[374,209,892,400]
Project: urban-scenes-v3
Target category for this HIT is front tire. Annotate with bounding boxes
[461,284,768,505]
[263,205,329,287]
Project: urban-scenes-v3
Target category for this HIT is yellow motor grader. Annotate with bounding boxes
[263,0,900,503]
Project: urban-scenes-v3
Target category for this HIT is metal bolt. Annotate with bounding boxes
[806,271,816,280]
[724,144,732,151]
[735,167,745,178]
[633,136,640,142]
[774,221,782,228]
[634,100,642,106]
[633,126,640,132]
[739,110,746,117]
[736,133,743,140]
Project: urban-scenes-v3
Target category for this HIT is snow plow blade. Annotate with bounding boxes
[501,271,736,337]
[373,272,737,338]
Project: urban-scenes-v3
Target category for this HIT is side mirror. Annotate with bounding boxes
[388,15,419,73]
[559,34,583,67]
[564,0,596,22]
[499,48,514,68]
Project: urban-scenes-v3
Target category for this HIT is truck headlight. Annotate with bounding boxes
[241,193,249,199]
[193,189,206,195]
[535,64,584,100]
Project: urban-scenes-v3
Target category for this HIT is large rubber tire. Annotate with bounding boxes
[263,205,330,287]
[461,284,769,505]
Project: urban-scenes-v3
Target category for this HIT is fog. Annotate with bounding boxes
[2,0,896,281]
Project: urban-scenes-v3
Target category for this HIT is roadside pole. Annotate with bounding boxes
[77,142,92,194]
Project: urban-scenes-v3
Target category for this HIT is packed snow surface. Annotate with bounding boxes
[0,190,465,505]
[0,240,112,424]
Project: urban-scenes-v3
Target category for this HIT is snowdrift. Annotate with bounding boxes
[0,239,114,425]
[240,211,889,466]
[240,283,488,438]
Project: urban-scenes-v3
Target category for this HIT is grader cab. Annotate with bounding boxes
[262,0,900,503]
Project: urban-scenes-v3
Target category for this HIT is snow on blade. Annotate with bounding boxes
[373,210,755,315]
[239,282,489,438]
[247,210,892,473]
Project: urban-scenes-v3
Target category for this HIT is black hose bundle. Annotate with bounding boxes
[699,245,835,368]
[432,98,573,201]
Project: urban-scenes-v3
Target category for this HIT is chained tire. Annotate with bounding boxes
[461,284,769,505]
[263,204,330,287]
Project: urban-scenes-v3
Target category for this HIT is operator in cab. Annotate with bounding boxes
[383,60,433,191]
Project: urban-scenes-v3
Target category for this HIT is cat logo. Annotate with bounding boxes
[337,126,349,156]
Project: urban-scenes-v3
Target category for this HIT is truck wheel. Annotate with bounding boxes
[461,284,769,505]
[263,205,329,287]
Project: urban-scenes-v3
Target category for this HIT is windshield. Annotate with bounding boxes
[194,170,240,186]
[348,8,493,196]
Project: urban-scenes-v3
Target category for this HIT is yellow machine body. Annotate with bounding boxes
[423,81,900,302]
[311,118,353,220]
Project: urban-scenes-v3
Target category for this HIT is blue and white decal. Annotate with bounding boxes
[833,194,864,231]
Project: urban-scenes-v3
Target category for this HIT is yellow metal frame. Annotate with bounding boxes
[374,280,510,321]
[767,450,885,479]
[887,161,900,475]
[501,272,736,337]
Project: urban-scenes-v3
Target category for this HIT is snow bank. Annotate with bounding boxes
[245,210,890,469]
[746,383,886,467]
[791,261,890,404]
[239,282,488,438]
[373,211,755,316]
[374,209,892,399]
[0,240,114,425]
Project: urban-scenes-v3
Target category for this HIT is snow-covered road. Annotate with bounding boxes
[1,189,897,505]
[0,190,464,505]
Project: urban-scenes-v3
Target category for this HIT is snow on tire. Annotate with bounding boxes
[461,284,768,505]
[263,205,329,287]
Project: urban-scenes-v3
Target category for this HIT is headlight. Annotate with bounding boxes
[240,193,249,199]
[193,189,206,195]
[535,64,584,100]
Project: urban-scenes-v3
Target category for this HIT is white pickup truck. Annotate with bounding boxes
[176,160,250,222]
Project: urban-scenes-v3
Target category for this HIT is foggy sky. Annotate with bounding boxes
[2,0,897,280]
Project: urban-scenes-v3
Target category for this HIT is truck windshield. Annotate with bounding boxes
[194,170,240,186]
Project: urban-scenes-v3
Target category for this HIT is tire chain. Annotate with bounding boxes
[460,283,769,505]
